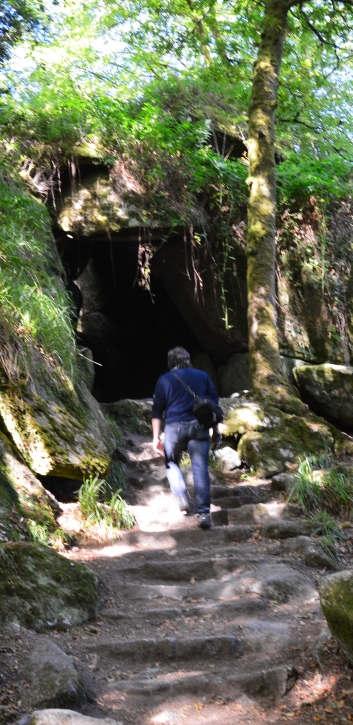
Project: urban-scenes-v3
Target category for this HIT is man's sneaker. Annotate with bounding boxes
[176,491,192,514]
[196,513,212,530]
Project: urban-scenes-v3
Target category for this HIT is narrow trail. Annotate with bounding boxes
[54,433,353,725]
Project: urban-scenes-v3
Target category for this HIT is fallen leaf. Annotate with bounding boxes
[190,577,195,584]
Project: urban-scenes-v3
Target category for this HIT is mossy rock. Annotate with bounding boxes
[238,412,333,477]
[293,364,353,426]
[319,570,353,664]
[220,395,334,477]
[0,344,115,479]
[0,542,99,630]
[0,431,58,531]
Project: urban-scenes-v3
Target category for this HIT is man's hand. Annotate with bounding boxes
[152,417,164,456]
[211,427,222,447]
[152,437,164,456]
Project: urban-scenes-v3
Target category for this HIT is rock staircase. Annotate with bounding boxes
[62,435,337,725]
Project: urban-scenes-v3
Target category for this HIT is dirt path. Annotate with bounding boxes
[3,434,353,725]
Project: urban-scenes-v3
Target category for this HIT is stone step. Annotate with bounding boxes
[120,524,253,549]
[260,518,318,539]
[86,620,294,660]
[225,502,302,526]
[106,663,297,704]
[101,596,267,623]
[141,555,270,581]
[115,561,316,603]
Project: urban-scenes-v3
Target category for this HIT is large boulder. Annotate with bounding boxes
[0,343,115,479]
[20,640,85,708]
[294,363,353,426]
[0,542,99,630]
[319,570,353,664]
[220,396,334,477]
[101,398,153,434]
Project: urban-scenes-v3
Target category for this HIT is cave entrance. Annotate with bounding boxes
[75,239,201,402]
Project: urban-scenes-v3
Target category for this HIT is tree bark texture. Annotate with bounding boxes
[247,0,291,395]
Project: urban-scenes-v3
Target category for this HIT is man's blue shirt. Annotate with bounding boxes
[152,367,219,424]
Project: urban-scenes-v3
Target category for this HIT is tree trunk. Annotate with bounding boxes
[247,0,291,396]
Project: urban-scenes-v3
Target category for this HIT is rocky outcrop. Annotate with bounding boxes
[294,363,353,426]
[319,570,353,664]
[0,343,115,479]
[0,542,99,630]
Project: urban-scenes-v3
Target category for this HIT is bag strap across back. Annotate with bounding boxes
[171,371,198,400]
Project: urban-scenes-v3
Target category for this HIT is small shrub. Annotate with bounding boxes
[311,510,344,542]
[288,458,322,513]
[288,456,353,547]
[78,474,135,530]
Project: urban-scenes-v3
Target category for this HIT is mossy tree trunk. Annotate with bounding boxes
[247,0,292,397]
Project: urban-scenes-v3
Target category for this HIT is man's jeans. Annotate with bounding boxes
[164,420,210,514]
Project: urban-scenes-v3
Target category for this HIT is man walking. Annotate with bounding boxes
[152,347,220,529]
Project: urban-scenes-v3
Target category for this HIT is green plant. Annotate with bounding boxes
[288,457,324,513]
[77,474,135,530]
[0,167,77,381]
[28,520,49,544]
[322,469,353,516]
[312,510,344,542]
[108,490,135,529]
[50,528,75,551]
[288,454,353,521]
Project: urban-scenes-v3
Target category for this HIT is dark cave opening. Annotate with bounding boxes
[64,238,203,402]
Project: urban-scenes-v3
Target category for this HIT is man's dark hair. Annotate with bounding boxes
[168,347,192,370]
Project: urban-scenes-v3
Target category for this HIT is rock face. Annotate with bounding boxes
[319,570,353,664]
[294,363,353,426]
[55,162,353,368]
[217,353,251,396]
[0,343,115,479]
[151,238,248,363]
[21,641,85,708]
[0,431,59,532]
[0,542,99,630]
[220,395,335,477]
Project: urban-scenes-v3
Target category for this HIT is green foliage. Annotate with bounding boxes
[277,154,352,205]
[27,520,74,550]
[78,474,135,530]
[312,510,344,544]
[288,456,353,534]
[0,162,77,378]
[0,0,46,64]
